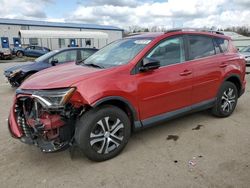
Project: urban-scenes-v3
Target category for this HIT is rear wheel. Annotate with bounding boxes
[212,81,238,117]
[75,105,131,161]
[16,51,24,58]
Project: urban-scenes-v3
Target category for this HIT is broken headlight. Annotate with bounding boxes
[9,69,22,77]
[32,88,76,108]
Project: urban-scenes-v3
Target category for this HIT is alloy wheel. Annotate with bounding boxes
[90,116,124,154]
[220,87,236,113]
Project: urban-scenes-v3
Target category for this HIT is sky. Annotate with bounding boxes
[0,0,249,30]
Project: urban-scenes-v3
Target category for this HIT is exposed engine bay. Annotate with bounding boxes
[15,96,79,152]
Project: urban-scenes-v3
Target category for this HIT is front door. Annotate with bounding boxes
[136,36,193,120]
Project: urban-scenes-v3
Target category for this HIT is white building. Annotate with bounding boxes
[0,18,123,50]
[223,31,250,49]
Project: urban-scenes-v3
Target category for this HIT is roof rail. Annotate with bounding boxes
[165,28,224,35]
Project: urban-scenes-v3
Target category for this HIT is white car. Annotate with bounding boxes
[239,46,250,66]
[0,48,12,60]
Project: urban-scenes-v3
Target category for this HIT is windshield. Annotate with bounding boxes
[84,38,152,68]
[239,46,250,52]
[35,50,59,62]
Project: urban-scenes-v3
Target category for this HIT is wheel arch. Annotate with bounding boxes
[92,96,140,129]
[224,74,242,96]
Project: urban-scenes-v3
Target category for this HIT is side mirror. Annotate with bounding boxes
[139,58,160,72]
[51,59,58,66]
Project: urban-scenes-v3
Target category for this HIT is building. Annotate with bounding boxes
[223,31,250,49]
[0,18,123,50]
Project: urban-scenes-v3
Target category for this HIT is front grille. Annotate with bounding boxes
[15,97,34,139]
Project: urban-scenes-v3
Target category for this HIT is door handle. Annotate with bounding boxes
[219,62,228,68]
[180,69,192,76]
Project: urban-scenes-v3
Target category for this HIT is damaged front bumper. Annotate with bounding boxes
[8,89,79,152]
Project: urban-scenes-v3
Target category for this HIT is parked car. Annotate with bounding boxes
[12,45,50,58]
[0,51,3,59]
[239,45,250,66]
[8,29,246,161]
[0,48,12,60]
[4,47,98,87]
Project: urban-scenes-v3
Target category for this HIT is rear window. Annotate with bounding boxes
[188,35,215,60]
[214,38,229,53]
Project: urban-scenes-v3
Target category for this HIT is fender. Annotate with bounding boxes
[92,96,142,129]
[219,73,243,96]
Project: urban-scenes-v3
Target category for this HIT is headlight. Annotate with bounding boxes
[32,88,76,108]
[9,69,22,77]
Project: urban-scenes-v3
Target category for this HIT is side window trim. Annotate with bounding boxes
[212,37,223,54]
[183,35,190,61]
[77,50,81,61]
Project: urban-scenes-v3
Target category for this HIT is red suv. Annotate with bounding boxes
[8,29,246,161]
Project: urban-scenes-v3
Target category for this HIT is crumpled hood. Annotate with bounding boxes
[20,62,103,90]
[4,61,36,73]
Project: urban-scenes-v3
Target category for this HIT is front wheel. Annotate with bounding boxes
[75,105,131,161]
[212,81,238,117]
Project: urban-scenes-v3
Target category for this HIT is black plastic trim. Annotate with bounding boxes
[222,74,243,97]
[93,96,139,123]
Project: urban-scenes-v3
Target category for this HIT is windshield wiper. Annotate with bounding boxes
[76,59,104,68]
[84,63,104,69]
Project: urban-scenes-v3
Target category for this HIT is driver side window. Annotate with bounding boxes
[49,50,77,63]
[147,37,185,67]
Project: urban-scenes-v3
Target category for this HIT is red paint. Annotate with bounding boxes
[27,112,64,130]
[9,31,246,137]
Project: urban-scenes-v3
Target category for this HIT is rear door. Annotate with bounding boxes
[187,35,222,104]
[136,36,193,120]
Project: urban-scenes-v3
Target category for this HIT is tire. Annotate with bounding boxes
[75,105,131,161]
[16,51,24,58]
[212,81,238,117]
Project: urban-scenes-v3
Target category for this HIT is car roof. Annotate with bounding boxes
[58,47,98,51]
[126,29,231,40]
[127,32,164,39]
